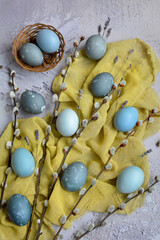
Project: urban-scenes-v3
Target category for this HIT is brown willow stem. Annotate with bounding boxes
[0,72,18,209]
[76,180,159,240]
[50,65,69,126]
[50,38,81,126]
[25,134,49,240]
[52,110,160,240]
[28,41,84,239]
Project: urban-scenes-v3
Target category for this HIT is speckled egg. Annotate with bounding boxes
[56,108,79,137]
[116,166,145,194]
[114,107,139,132]
[20,90,46,114]
[7,194,31,226]
[90,72,114,97]
[11,148,35,178]
[36,29,60,53]
[85,34,107,60]
[61,162,87,192]
[19,43,43,67]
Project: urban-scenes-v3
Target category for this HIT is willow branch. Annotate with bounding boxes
[0,70,19,209]
[50,37,83,125]
[50,65,69,126]
[76,179,159,239]
[25,133,49,240]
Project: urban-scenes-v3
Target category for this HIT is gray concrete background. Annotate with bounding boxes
[0,0,160,239]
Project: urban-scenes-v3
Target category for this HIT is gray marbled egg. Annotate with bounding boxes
[61,162,87,192]
[19,43,44,67]
[7,194,31,226]
[20,90,46,114]
[85,34,107,60]
[90,72,114,97]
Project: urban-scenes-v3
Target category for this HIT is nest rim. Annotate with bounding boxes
[12,23,66,72]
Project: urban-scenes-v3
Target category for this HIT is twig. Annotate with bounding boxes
[0,70,19,209]
[50,37,83,125]
[50,64,69,126]
[25,132,49,240]
[52,110,160,240]
[76,179,159,239]
[77,89,83,127]
[114,49,134,82]
[26,37,85,239]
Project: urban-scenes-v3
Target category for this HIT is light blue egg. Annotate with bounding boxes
[114,107,139,132]
[7,194,31,226]
[11,148,35,178]
[56,109,79,137]
[36,29,60,53]
[61,162,87,192]
[116,166,144,194]
[90,72,114,97]
[19,43,43,67]
[20,90,46,114]
[85,34,107,60]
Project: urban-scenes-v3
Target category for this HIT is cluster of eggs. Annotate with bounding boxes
[7,33,145,227]
[19,34,108,114]
[19,29,60,67]
[7,102,143,226]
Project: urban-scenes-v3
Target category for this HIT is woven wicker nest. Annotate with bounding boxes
[12,23,65,72]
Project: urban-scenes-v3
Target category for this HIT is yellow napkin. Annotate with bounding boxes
[0,38,160,240]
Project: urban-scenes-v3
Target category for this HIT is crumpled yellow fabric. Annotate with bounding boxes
[0,38,160,240]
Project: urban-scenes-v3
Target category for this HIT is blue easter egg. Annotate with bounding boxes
[90,72,114,97]
[11,148,35,178]
[36,29,60,53]
[56,109,79,137]
[7,194,31,226]
[61,162,87,192]
[19,43,43,67]
[85,34,107,60]
[114,107,139,132]
[116,166,145,194]
[20,90,46,114]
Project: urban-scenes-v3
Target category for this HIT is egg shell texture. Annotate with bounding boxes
[116,166,145,194]
[19,43,44,67]
[20,90,46,114]
[90,72,114,97]
[61,162,88,192]
[56,108,79,137]
[36,29,60,53]
[114,106,139,132]
[7,194,31,226]
[11,148,35,178]
[85,34,107,60]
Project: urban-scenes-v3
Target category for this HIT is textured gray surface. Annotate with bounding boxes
[0,0,160,239]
